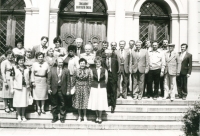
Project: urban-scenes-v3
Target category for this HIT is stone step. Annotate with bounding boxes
[0,119,183,130]
[0,105,189,113]
[0,111,184,121]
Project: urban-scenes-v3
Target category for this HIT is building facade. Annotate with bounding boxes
[0,0,199,63]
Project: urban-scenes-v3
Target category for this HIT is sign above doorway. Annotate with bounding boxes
[74,0,93,12]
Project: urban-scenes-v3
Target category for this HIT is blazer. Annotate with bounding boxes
[12,66,30,90]
[179,52,192,75]
[96,49,106,59]
[47,66,71,95]
[32,45,48,58]
[102,57,119,82]
[129,49,149,74]
[116,49,130,74]
[164,51,181,75]
[91,68,106,88]
[76,47,85,57]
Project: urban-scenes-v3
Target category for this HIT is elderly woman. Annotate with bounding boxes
[80,44,95,68]
[72,58,92,122]
[11,55,30,121]
[53,37,66,57]
[88,56,108,124]
[0,51,15,113]
[24,48,36,69]
[31,52,50,115]
[12,40,25,57]
[44,48,57,67]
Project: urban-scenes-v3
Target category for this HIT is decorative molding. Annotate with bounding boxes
[171,14,179,20]
[63,34,76,44]
[125,11,134,16]
[88,35,102,44]
[133,12,141,19]
[50,8,59,13]
[179,14,188,20]
[107,10,115,16]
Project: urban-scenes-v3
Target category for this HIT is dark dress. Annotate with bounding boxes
[72,68,92,109]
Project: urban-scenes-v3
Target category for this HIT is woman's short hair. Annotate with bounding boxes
[15,40,24,47]
[41,36,49,42]
[79,58,87,64]
[16,55,25,65]
[181,43,188,49]
[53,37,62,44]
[84,44,93,50]
[36,52,45,59]
[68,45,76,52]
[47,48,54,56]
[5,50,14,57]
[75,38,83,43]
[94,56,102,64]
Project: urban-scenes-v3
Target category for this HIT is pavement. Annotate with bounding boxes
[0,128,185,136]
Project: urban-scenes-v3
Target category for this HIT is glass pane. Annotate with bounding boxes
[0,0,25,10]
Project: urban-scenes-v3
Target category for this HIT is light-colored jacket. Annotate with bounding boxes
[164,51,181,75]
[129,49,149,74]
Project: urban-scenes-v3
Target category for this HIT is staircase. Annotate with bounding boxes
[0,97,198,130]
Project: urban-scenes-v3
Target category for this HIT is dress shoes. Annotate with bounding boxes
[182,97,186,100]
[111,106,115,113]
[132,96,137,100]
[138,97,142,100]
[60,119,65,123]
[175,95,182,99]
[51,118,58,123]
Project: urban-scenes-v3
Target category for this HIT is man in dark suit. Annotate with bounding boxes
[129,40,149,100]
[96,41,108,60]
[116,40,130,99]
[47,57,71,123]
[75,38,85,58]
[176,43,192,100]
[102,49,119,113]
[32,36,49,58]
[111,42,118,59]
[92,42,99,56]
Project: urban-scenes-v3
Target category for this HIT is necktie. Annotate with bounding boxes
[58,68,61,83]
[169,52,171,57]
[107,58,110,70]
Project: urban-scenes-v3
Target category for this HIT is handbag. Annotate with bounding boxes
[71,87,75,95]
[28,92,33,105]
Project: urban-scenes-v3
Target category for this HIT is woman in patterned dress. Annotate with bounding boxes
[31,52,50,115]
[11,55,30,122]
[44,48,57,67]
[72,58,92,122]
[0,51,15,113]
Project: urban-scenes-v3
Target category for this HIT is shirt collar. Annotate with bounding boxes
[96,66,102,70]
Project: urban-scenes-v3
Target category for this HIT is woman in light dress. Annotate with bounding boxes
[12,40,25,57]
[88,56,108,124]
[11,55,30,121]
[53,37,66,57]
[31,52,50,115]
[0,51,15,113]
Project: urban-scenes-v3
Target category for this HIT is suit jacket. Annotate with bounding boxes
[47,66,71,95]
[129,49,149,74]
[164,51,181,75]
[32,45,48,58]
[96,49,106,59]
[12,66,30,90]
[102,57,119,82]
[76,47,85,58]
[116,49,130,74]
[179,52,192,75]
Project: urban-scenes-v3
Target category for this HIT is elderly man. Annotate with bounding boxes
[116,40,130,99]
[80,44,95,68]
[130,41,149,100]
[147,41,165,100]
[32,36,49,58]
[158,39,169,97]
[102,49,119,113]
[47,57,71,123]
[163,44,181,101]
[110,42,118,59]
[75,38,85,57]
[176,43,192,100]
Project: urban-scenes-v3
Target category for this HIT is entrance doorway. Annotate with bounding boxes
[58,0,107,49]
[139,1,170,46]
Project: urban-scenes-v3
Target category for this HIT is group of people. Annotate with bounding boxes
[0,36,192,124]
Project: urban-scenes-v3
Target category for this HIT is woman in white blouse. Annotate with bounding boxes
[12,40,25,57]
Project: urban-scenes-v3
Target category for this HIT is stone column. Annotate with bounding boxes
[125,11,134,47]
[107,11,115,47]
[39,0,50,45]
[179,14,188,46]
[24,8,32,49]
[171,14,179,52]
[132,12,141,41]
[115,0,125,44]
[31,8,40,46]
[188,0,199,62]
[49,8,59,48]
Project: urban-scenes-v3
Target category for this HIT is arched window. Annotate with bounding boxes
[0,0,25,55]
[139,1,170,46]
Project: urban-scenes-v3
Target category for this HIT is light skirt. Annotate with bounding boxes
[33,76,48,100]
[13,87,29,107]
[88,84,108,111]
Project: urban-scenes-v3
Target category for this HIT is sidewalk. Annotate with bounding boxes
[0,128,185,136]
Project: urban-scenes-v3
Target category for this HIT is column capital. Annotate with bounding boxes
[50,8,59,13]
[107,11,115,16]
[179,14,188,20]
[31,8,39,14]
[133,12,141,19]
[171,14,179,20]
[125,11,134,18]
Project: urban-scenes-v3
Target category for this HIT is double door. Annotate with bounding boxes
[59,16,107,50]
